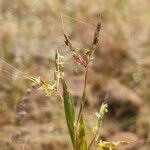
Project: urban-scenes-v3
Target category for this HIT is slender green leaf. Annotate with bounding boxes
[62,80,75,147]
[77,92,87,150]
[77,115,87,150]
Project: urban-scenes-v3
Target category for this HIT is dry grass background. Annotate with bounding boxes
[0,0,150,150]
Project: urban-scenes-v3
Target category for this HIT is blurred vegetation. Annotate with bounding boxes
[0,0,149,150]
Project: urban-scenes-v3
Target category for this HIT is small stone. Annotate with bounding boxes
[26,88,31,94]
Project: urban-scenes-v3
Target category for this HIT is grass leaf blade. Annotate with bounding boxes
[62,80,75,147]
[77,114,87,150]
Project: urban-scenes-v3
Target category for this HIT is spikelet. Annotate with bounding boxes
[64,33,80,53]
[89,22,101,59]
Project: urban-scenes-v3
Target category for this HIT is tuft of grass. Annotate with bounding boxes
[28,22,128,150]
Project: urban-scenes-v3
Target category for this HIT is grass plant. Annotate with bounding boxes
[28,22,128,150]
